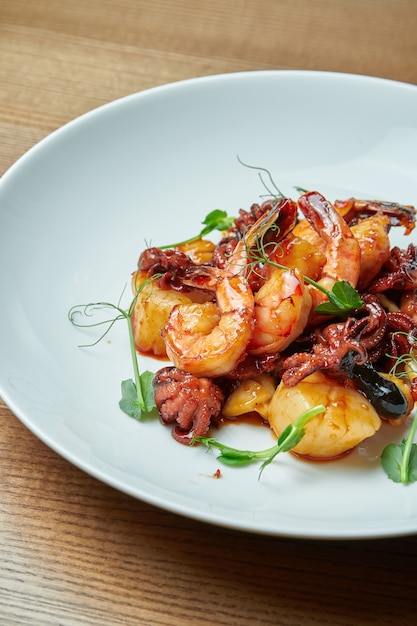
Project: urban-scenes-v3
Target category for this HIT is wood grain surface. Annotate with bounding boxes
[1,1,417,624]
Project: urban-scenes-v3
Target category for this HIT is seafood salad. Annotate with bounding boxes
[130,190,417,464]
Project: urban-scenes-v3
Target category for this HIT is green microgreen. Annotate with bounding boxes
[237,158,310,199]
[385,332,417,378]
[159,209,235,249]
[193,404,325,478]
[294,186,309,194]
[237,156,285,199]
[313,280,364,316]
[380,336,417,484]
[390,353,417,379]
[381,413,417,484]
[68,277,160,420]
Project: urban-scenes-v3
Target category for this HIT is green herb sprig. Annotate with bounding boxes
[193,404,325,478]
[313,280,364,316]
[68,278,158,420]
[381,341,417,484]
[236,156,285,199]
[237,158,311,199]
[384,333,417,379]
[381,413,417,484]
[159,209,234,249]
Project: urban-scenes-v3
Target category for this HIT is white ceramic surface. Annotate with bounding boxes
[1,70,417,539]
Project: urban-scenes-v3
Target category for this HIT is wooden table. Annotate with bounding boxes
[1,2,417,624]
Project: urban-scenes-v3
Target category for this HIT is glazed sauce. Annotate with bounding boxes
[291,448,354,463]
[213,410,268,429]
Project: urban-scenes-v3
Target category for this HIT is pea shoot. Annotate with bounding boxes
[193,404,326,478]
[381,414,417,484]
[68,278,158,420]
[313,280,364,316]
[236,156,286,199]
[381,342,417,484]
[159,209,234,249]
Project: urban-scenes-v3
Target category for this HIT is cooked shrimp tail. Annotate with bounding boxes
[226,197,297,276]
[297,191,360,309]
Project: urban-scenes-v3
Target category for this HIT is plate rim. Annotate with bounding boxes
[1,68,417,540]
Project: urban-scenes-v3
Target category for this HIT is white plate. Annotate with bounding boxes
[1,70,417,539]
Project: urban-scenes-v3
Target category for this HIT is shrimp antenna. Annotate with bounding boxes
[236,156,285,199]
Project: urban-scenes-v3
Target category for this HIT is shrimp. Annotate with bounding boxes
[162,200,297,377]
[350,212,391,290]
[248,267,312,355]
[292,218,323,251]
[162,265,254,377]
[268,371,382,460]
[272,232,326,282]
[226,197,297,277]
[295,199,394,290]
[226,197,313,354]
[297,192,361,310]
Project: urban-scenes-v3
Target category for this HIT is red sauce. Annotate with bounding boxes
[291,448,354,463]
[213,411,268,429]
[137,349,170,362]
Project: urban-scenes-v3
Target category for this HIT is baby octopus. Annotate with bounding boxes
[280,294,415,421]
[333,197,416,234]
[369,244,417,293]
[153,367,225,444]
[281,294,387,386]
